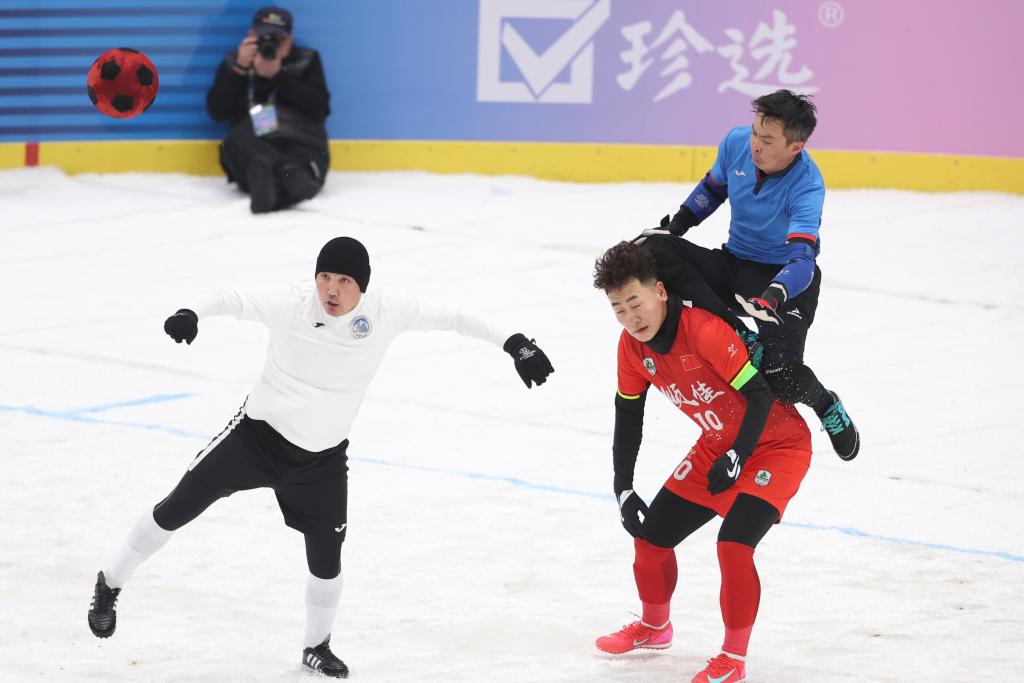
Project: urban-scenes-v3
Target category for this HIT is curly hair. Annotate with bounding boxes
[593,241,657,291]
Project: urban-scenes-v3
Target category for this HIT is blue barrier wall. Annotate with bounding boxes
[0,0,480,142]
[3,0,1022,160]
[1,0,270,140]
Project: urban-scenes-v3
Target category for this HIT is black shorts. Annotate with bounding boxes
[646,235,822,367]
[185,412,349,536]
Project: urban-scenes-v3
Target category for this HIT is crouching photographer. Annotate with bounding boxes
[206,6,331,214]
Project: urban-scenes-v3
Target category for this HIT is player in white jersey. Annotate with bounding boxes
[87,236,554,677]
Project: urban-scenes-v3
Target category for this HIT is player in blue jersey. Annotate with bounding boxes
[641,90,859,460]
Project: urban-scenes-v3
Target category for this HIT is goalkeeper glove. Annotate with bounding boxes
[735,284,786,325]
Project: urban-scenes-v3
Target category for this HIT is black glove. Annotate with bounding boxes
[666,206,697,236]
[735,284,786,325]
[707,449,744,495]
[503,333,554,388]
[164,309,199,345]
[616,489,649,538]
[631,212,694,246]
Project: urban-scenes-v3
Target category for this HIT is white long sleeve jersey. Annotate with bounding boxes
[190,284,510,452]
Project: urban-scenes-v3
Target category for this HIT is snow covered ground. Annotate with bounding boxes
[1,167,1022,682]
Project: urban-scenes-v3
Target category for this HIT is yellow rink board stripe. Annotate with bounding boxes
[29,140,224,176]
[811,149,1024,194]
[328,140,708,183]
[1,139,1021,194]
[0,142,25,168]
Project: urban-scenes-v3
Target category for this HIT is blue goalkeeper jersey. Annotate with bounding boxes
[698,126,825,265]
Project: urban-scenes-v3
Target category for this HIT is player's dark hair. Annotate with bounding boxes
[752,89,817,144]
[593,241,657,291]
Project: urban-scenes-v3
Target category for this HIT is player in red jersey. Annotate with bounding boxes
[592,241,812,683]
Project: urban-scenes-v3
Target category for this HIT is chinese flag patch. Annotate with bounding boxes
[679,355,702,371]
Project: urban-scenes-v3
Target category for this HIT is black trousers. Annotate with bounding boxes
[219,124,328,209]
[645,235,827,406]
[153,411,348,579]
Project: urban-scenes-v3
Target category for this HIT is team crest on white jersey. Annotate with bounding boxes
[755,469,772,486]
[643,357,656,376]
[350,315,372,339]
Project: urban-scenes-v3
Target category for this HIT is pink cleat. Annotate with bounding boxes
[595,619,672,654]
[691,652,746,683]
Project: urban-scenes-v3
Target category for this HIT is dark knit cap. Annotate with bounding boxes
[315,237,371,292]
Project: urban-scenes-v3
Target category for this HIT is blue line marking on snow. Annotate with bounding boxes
[354,456,610,500]
[73,392,195,414]
[0,393,207,439]
[3,394,1023,563]
[783,521,1024,563]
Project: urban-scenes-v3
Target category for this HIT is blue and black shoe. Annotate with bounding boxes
[820,391,860,460]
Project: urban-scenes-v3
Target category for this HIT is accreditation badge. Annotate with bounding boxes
[249,103,279,136]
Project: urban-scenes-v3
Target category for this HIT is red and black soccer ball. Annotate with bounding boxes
[87,48,159,119]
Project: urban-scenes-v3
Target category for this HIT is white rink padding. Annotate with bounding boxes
[1,168,1022,682]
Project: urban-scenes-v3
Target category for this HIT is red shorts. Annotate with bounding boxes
[663,440,811,521]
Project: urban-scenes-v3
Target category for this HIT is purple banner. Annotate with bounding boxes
[468,0,1022,157]
[4,0,1020,158]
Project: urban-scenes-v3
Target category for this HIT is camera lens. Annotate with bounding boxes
[257,34,278,60]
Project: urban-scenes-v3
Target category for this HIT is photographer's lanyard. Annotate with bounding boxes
[247,71,279,136]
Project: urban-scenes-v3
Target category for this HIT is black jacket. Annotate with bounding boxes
[206,46,330,149]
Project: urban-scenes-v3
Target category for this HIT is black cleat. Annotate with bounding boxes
[88,571,121,638]
[302,635,349,678]
[819,391,860,460]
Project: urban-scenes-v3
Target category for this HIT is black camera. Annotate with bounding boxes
[257,33,280,60]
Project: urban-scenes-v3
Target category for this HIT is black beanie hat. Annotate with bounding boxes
[315,237,371,292]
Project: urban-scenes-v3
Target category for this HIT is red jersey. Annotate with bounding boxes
[617,307,810,454]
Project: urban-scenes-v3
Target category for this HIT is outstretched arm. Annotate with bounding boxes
[664,131,734,235]
[164,286,295,345]
[667,171,729,235]
[392,290,554,387]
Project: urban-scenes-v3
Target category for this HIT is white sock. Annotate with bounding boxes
[102,509,174,589]
[304,571,344,649]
